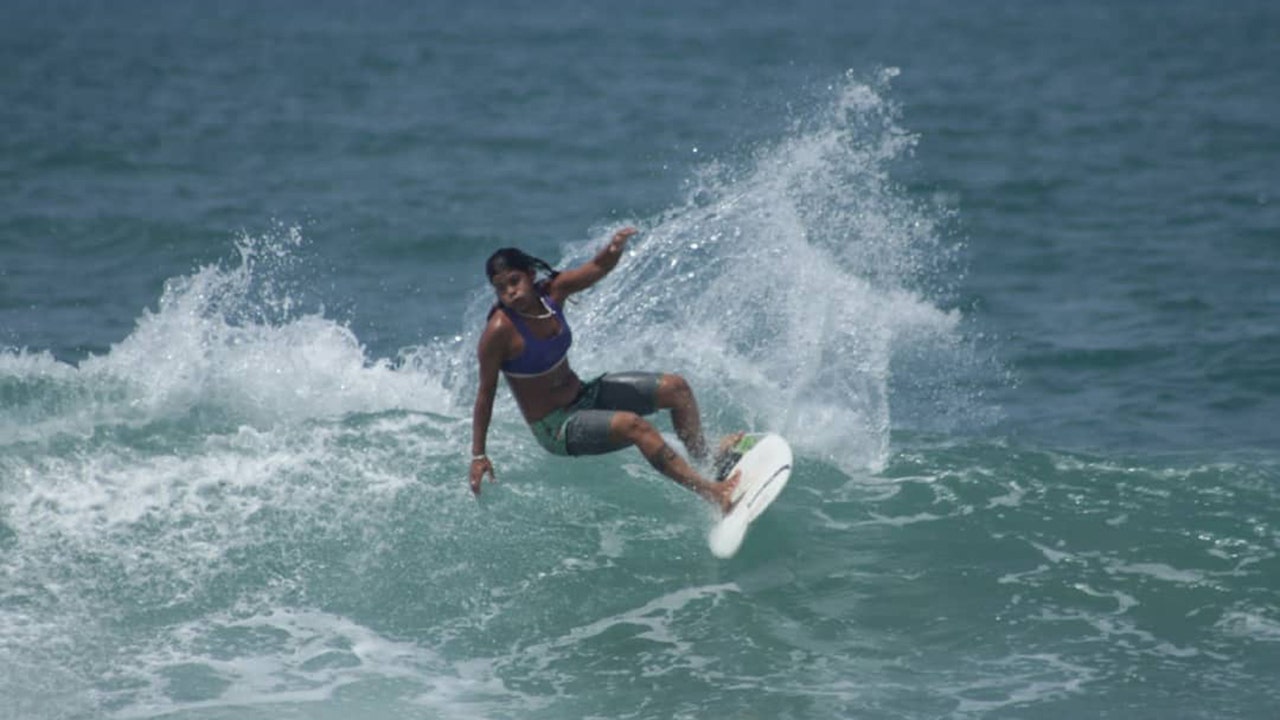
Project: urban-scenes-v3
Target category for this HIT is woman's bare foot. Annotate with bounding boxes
[710,470,742,514]
[712,432,746,481]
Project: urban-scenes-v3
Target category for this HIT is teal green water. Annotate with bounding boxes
[3,2,1279,718]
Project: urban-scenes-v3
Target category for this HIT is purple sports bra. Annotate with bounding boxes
[500,294,572,377]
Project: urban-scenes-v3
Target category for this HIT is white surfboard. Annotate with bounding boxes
[707,432,792,558]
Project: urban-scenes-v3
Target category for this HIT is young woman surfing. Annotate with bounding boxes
[468,227,739,511]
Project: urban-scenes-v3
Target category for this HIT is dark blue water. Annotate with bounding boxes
[3,2,1278,718]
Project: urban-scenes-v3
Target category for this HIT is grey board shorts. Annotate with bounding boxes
[528,372,662,456]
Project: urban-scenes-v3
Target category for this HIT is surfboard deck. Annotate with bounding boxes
[707,432,792,558]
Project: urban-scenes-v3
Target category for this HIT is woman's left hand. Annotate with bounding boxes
[469,456,495,496]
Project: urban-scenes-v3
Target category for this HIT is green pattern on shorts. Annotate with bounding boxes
[526,374,606,456]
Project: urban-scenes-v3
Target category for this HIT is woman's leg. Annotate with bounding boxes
[607,411,737,511]
[654,374,707,460]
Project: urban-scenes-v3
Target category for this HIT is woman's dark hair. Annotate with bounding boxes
[485,248,561,318]
[485,248,559,287]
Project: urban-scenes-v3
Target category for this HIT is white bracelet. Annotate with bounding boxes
[471,454,487,462]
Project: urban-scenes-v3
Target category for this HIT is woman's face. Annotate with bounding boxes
[490,269,538,312]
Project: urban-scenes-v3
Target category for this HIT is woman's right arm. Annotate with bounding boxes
[469,324,505,495]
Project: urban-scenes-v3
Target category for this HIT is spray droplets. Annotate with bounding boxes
[559,71,972,473]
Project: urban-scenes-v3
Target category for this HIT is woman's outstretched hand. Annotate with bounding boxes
[469,456,495,496]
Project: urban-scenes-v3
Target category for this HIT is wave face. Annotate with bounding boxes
[0,71,986,719]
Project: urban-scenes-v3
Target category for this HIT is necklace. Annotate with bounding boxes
[516,296,555,320]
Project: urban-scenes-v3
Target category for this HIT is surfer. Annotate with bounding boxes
[468,227,739,511]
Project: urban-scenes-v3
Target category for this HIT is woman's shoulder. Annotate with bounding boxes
[484,304,514,331]
[478,307,517,355]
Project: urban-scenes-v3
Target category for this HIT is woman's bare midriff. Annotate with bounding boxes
[505,360,582,423]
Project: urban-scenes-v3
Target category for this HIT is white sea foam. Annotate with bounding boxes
[1218,609,1280,642]
[101,231,454,421]
[510,582,740,679]
[1,228,456,448]
[943,653,1097,716]
[0,394,468,719]
[1109,561,1206,585]
[102,605,531,720]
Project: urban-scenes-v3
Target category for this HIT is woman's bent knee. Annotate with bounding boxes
[658,374,692,407]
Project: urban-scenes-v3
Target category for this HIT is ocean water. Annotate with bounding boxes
[3,2,1279,718]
